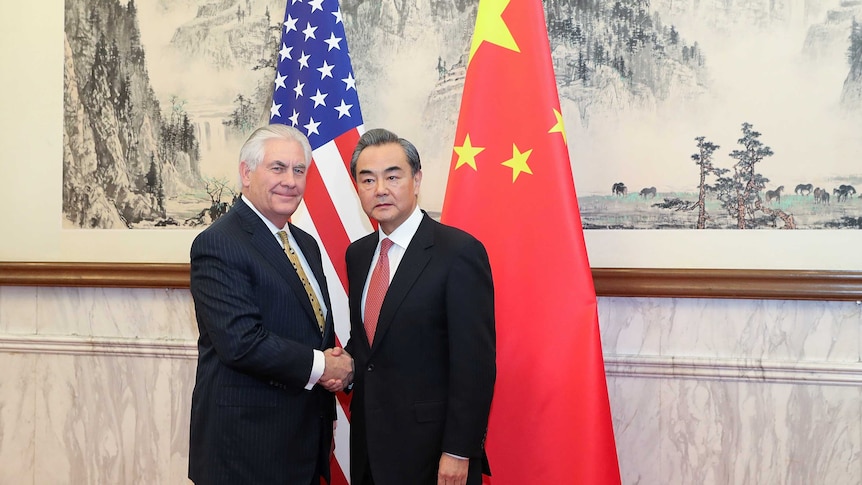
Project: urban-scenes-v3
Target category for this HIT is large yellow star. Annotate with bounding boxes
[454,134,485,171]
[549,108,568,146]
[501,144,533,182]
[468,0,519,66]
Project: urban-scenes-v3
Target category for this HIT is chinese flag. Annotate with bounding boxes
[440,0,621,483]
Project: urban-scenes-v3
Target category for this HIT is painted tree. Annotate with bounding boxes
[577,50,589,84]
[849,18,862,67]
[714,122,773,228]
[691,136,725,229]
[224,93,256,133]
[158,97,200,168]
[145,154,165,214]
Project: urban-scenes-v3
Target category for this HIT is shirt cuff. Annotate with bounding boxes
[306,349,325,390]
[444,452,468,460]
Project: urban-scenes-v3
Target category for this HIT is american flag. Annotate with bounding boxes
[270,0,371,483]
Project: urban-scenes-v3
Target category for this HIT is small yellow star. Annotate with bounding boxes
[468,0,519,66]
[454,134,485,171]
[549,108,567,146]
[501,144,533,182]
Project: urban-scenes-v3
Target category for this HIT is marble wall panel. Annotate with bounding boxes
[0,352,37,483]
[33,287,197,340]
[33,353,179,484]
[0,286,39,334]
[169,358,196,484]
[659,378,862,485]
[598,296,664,356]
[607,375,662,485]
[1,287,861,484]
[599,297,862,363]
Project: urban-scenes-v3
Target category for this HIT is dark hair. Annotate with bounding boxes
[349,128,421,179]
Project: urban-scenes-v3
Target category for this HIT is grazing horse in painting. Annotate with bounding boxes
[794,183,813,196]
[833,184,857,202]
[814,187,830,204]
[765,185,784,204]
[639,186,657,198]
[612,182,627,196]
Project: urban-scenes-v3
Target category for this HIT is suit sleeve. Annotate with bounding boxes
[343,241,362,360]
[190,228,316,389]
[442,237,496,457]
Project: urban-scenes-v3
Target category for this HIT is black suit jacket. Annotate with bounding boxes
[345,213,496,485]
[188,197,336,485]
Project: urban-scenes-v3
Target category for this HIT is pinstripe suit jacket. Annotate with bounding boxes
[188,197,336,485]
[345,213,496,485]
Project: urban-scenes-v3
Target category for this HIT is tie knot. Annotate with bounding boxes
[380,238,394,255]
[277,230,290,247]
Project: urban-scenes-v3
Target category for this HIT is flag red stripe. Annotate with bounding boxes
[331,128,377,232]
[323,458,349,485]
[333,127,360,174]
[336,390,352,421]
[303,163,351,294]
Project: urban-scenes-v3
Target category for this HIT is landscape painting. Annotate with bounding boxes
[63,0,862,232]
[63,0,290,229]
[563,0,862,230]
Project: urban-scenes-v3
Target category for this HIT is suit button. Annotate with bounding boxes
[367,364,374,372]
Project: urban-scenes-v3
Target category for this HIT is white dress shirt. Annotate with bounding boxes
[361,206,423,317]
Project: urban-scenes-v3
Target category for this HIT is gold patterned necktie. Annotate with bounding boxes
[276,230,325,335]
[364,238,394,345]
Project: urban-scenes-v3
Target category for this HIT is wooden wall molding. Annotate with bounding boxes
[2,263,862,300]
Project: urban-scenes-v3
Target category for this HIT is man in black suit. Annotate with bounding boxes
[188,124,353,485]
[343,128,496,485]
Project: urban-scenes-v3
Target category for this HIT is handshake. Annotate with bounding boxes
[319,347,354,392]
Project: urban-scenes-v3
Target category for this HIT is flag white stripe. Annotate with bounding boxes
[293,203,354,484]
[291,202,352,345]
[333,396,352,483]
[312,140,373,242]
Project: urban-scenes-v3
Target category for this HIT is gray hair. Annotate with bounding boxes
[239,124,312,183]
[350,128,421,179]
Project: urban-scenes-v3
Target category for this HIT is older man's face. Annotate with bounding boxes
[241,138,308,228]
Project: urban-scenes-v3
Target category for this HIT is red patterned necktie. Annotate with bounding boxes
[364,238,394,345]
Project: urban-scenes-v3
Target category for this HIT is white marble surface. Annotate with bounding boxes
[599,297,862,362]
[0,286,197,484]
[1,286,861,484]
[0,352,37,481]
[598,296,862,485]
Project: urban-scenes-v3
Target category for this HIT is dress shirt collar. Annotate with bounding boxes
[241,194,290,236]
[379,206,423,250]
[241,196,327,317]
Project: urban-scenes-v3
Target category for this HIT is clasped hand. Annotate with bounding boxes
[319,347,353,392]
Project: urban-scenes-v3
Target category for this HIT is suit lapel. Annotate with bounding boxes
[234,199,321,337]
[372,215,435,348]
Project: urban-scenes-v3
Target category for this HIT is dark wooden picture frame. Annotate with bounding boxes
[2,263,860,301]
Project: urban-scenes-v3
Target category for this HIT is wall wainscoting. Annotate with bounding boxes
[0,334,197,359]
[3,334,860,386]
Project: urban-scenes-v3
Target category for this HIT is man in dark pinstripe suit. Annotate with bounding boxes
[188,124,353,485]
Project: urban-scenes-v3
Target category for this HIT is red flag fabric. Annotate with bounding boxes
[441,1,621,483]
[268,0,373,483]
